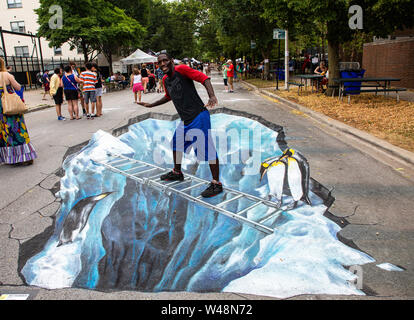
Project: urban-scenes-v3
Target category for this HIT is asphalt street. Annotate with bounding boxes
[0,71,413,300]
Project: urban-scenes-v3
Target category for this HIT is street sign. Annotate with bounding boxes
[251,40,256,49]
[273,29,285,40]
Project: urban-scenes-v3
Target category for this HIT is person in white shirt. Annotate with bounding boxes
[130,68,144,103]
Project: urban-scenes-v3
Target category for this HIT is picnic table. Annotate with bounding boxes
[332,77,406,102]
[296,74,325,93]
[105,80,128,92]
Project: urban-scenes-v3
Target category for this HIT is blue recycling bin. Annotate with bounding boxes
[341,69,365,95]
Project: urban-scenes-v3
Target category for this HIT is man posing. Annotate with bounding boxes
[138,52,223,198]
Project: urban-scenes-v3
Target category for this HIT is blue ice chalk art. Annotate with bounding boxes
[21,114,375,298]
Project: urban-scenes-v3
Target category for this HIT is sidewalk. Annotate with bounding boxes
[24,88,56,112]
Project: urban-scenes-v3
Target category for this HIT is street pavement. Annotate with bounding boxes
[0,71,413,300]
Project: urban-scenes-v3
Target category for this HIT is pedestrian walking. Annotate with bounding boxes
[62,65,82,120]
[236,62,243,81]
[137,51,223,198]
[92,63,104,117]
[222,61,229,92]
[42,70,50,100]
[130,68,144,104]
[79,63,97,119]
[50,67,65,121]
[226,59,234,92]
[155,64,164,93]
[206,63,211,76]
[0,57,37,166]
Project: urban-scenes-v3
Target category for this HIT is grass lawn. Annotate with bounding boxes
[245,79,414,153]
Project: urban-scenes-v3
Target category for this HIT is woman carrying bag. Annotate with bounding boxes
[0,57,37,166]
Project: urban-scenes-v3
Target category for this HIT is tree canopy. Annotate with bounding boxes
[36,0,414,76]
[36,0,145,65]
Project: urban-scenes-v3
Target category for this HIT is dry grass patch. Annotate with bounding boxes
[271,88,414,152]
[245,78,285,89]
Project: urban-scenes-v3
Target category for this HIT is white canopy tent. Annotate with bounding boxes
[120,49,158,65]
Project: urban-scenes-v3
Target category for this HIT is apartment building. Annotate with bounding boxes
[0,0,84,60]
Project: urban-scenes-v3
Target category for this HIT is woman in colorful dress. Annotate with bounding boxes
[0,57,37,166]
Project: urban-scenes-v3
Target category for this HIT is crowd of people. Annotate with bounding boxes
[128,63,163,104]
[41,61,105,120]
[1,54,230,168]
[40,60,212,116]
[126,62,211,104]
[1,49,330,174]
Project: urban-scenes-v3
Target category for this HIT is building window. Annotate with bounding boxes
[7,0,22,8]
[77,47,83,54]
[54,47,62,56]
[14,46,29,57]
[10,21,25,33]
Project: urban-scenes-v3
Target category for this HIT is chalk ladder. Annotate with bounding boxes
[93,152,284,235]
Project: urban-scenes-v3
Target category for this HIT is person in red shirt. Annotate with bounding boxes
[226,59,234,92]
[138,51,223,198]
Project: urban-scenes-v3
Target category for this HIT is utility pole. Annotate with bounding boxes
[276,39,280,90]
[284,29,289,90]
[38,37,44,72]
[0,27,7,63]
[273,29,285,90]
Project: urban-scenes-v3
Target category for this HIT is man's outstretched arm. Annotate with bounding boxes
[137,95,171,108]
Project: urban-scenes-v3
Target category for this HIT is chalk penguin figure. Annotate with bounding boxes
[260,149,312,209]
[57,192,112,247]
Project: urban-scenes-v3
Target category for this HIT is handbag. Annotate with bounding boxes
[1,72,28,115]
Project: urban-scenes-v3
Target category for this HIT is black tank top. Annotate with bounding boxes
[141,68,148,77]
[163,70,207,125]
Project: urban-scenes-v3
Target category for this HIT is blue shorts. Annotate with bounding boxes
[172,110,218,162]
[83,90,97,104]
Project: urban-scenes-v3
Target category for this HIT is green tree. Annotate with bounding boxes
[259,0,414,95]
[141,0,201,59]
[36,0,98,62]
[36,0,145,70]
[106,0,151,54]
[166,0,201,58]
[106,0,151,28]
[204,0,276,78]
[194,6,222,61]
[94,3,146,73]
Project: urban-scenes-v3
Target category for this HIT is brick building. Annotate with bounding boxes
[362,28,414,89]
